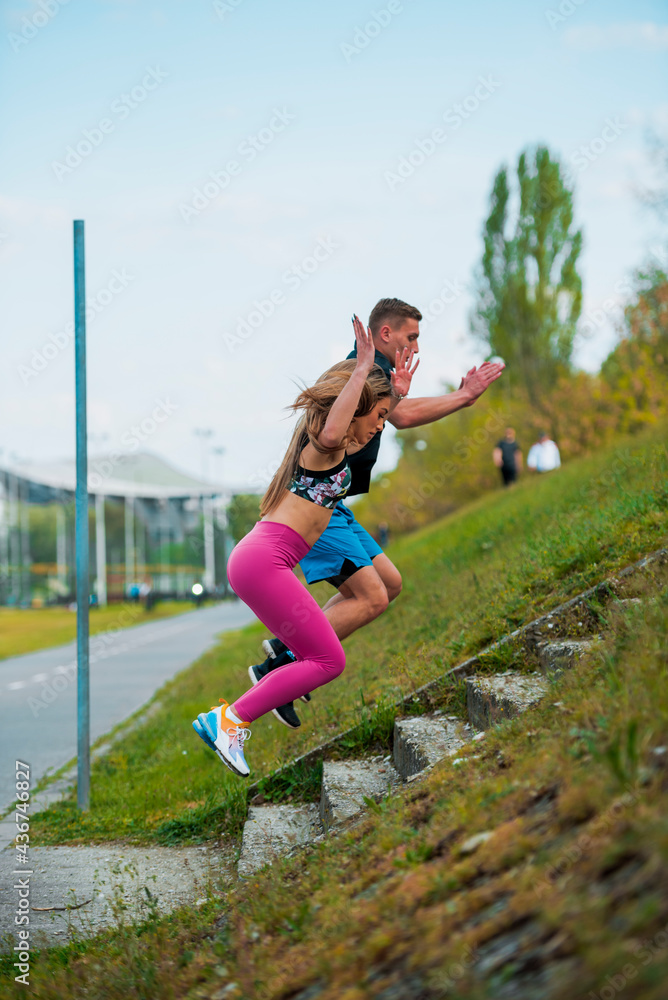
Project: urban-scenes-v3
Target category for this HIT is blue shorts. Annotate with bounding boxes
[299,503,383,586]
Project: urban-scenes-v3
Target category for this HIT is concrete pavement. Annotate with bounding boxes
[0,600,256,813]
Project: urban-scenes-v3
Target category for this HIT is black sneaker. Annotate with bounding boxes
[262,637,289,660]
[248,659,271,685]
[272,701,301,729]
[269,650,311,704]
[248,662,302,728]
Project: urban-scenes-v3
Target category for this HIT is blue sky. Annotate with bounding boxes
[1,0,666,489]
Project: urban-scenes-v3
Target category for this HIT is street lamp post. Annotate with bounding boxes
[211,446,228,597]
[193,429,214,593]
[193,428,214,481]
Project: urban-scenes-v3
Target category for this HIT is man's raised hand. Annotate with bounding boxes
[392,346,420,398]
[459,360,505,405]
[352,314,376,373]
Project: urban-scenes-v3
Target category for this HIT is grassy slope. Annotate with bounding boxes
[196,585,668,1000]
[2,435,667,997]
[27,422,668,848]
[0,600,197,661]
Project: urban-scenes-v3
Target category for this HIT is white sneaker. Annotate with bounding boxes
[196,701,251,777]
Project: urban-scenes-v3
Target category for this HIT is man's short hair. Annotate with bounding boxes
[368,298,422,336]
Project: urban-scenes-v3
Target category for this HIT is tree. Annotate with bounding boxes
[471,145,583,404]
[635,129,668,226]
[226,494,260,545]
[600,265,668,430]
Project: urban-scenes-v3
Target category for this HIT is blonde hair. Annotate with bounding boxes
[260,361,390,517]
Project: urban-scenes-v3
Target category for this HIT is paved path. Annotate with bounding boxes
[0,601,256,812]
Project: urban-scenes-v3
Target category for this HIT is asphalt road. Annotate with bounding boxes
[0,601,257,811]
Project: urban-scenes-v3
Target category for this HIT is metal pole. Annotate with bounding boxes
[74,220,90,811]
[56,502,67,592]
[212,447,227,597]
[125,495,135,595]
[9,473,20,604]
[135,499,145,582]
[215,497,229,598]
[203,496,215,592]
[159,499,170,594]
[0,470,9,604]
[20,478,31,605]
[95,493,107,607]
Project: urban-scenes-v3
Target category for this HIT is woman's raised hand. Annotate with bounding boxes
[391,346,420,398]
[352,314,376,373]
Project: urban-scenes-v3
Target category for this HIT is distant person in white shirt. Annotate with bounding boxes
[527,432,561,473]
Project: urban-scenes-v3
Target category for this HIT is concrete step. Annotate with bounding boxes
[237,804,321,877]
[466,671,549,731]
[609,597,647,619]
[0,843,224,947]
[538,638,598,676]
[320,757,402,831]
[393,713,469,779]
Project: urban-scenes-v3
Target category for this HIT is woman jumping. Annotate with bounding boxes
[192,317,418,776]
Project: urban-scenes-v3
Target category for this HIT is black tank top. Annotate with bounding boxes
[345,346,393,495]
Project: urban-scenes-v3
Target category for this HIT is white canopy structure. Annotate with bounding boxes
[11,452,223,500]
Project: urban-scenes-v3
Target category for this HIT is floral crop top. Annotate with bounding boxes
[287,455,352,509]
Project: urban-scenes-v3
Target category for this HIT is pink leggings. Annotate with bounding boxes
[226,520,345,723]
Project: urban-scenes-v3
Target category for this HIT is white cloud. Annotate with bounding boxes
[599,179,628,200]
[0,195,67,227]
[625,104,668,129]
[564,22,668,51]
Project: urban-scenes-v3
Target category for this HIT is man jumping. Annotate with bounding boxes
[249,297,505,728]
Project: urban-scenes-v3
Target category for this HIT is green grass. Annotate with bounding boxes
[4,539,668,998]
[205,592,668,1000]
[25,422,668,849]
[0,600,201,661]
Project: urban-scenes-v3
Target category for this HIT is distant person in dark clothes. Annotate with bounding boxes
[493,427,522,486]
[377,521,390,546]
